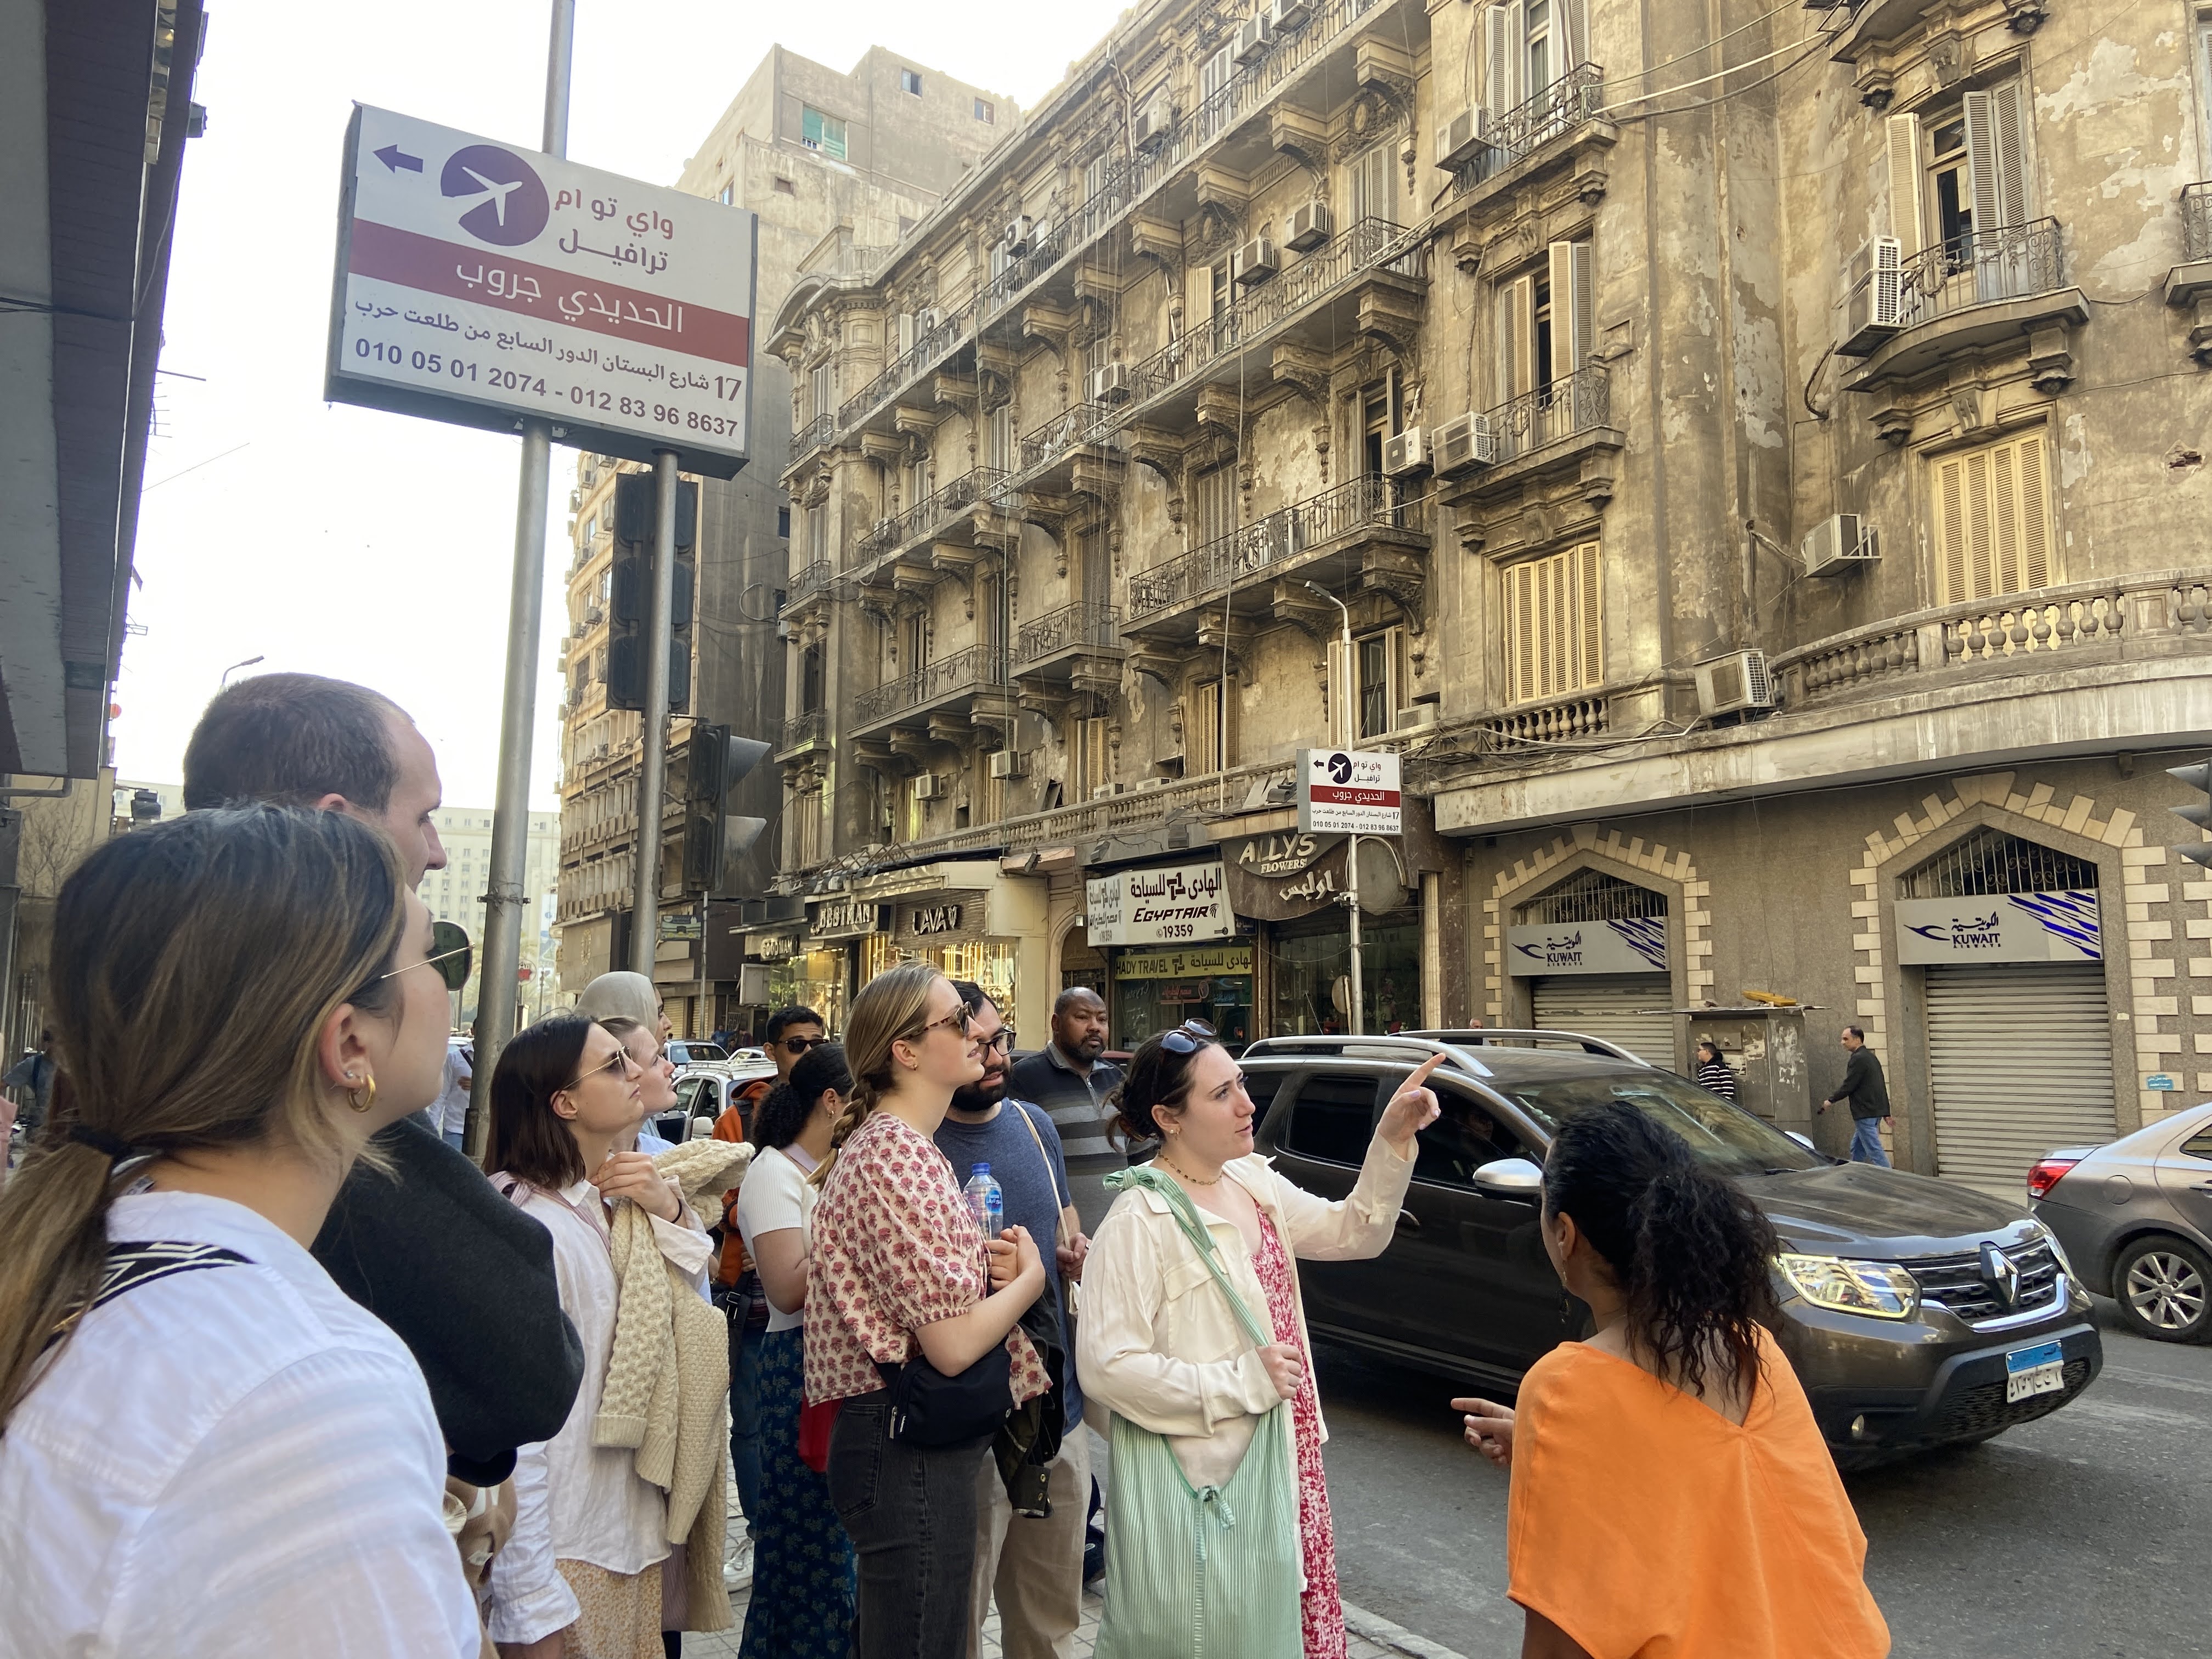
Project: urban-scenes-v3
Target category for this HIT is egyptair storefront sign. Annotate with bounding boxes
[1085,860,1232,947]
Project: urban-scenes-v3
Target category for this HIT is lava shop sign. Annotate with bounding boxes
[1085,860,1233,947]
[327,105,758,476]
[1297,748,1402,836]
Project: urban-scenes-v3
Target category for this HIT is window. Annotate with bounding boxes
[1075,716,1111,799]
[1189,676,1237,774]
[1888,84,2031,267]
[1198,46,1235,142]
[901,69,923,96]
[1931,430,2053,605]
[906,453,935,512]
[1483,0,1588,111]
[1412,1087,1529,1188]
[774,176,795,195]
[1356,627,1407,741]
[985,402,1014,473]
[806,502,827,563]
[1502,540,1602,704]
[776,505,791,539]
[1284,1074,1381,1166]
[2181,1127,2212,1161]
[1190,461,1237,548]
[800,106,847,160]
[974,98,995,124]
[799,645,825,712]
[1347,142,1395,228]
[810,360,834,423]
[1496,240,1593,404]
[719,183,733,205]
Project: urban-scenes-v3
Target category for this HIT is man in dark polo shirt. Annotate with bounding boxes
[1006,986,1126,1231]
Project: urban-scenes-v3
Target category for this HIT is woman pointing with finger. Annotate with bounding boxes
[1079,1026,1441,1659]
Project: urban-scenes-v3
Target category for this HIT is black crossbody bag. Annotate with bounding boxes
[877,1341,1013,1447]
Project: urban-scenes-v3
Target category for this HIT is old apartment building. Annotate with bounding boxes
[746,0,2212,1193]
[554,46,1015,1034]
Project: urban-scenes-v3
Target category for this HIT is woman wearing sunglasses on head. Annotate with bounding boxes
[803,963,1048,1659]
[1077,1023,1442,1659]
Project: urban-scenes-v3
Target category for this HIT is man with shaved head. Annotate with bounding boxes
[1006,985,1125,1230]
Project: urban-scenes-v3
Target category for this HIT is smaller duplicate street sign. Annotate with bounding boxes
[1297,748,1402,836]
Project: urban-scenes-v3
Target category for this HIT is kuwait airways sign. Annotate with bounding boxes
[1894,891,2101,963]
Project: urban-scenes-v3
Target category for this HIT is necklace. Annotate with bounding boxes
[1158,1152,1223,1187]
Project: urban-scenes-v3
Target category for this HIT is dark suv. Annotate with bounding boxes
[1245,1031,2102,1464]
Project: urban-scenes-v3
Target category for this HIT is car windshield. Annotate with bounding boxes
[1496,1069,1824,1177]
[673,1043,727,1063]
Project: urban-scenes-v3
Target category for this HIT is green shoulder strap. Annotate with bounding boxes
[1106,1164,1273,1350]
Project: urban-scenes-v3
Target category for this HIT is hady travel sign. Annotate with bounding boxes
[1894,890,2101,963]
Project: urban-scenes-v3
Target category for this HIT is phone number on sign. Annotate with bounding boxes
[349,338,744,437]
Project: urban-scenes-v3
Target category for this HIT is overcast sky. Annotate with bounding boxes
[122,0,1126,809]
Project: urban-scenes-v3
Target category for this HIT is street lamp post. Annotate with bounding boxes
[218,654,264,689]
[1303,582,1364,1036]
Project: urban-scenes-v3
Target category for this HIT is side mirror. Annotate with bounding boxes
[1472,1156,1545,1203]
[689,1115,718,1143]
[1785,1131,1816,1152]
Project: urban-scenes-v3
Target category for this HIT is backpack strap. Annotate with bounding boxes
[44,1240,250,1353]
[1105,1165,1272,1350]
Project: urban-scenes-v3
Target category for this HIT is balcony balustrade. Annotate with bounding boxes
[792,411,836,461]
[1014,600,1122,667]
[2183,182,2211,263]
[853,642,1013,731]
[853,467,1007,578]
[1891,218,2066,332]
[837,304,973,431]
[777,708,828,755]
[1445,64,1605,197]
[1475,693,1609,748]
[1481,365,1611,466]
[782,560,833,610]
[1127,473,1418,628]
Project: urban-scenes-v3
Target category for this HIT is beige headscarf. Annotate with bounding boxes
[575,970,661,1029]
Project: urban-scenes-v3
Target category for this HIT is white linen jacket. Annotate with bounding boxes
[1076,1132,1415,1487]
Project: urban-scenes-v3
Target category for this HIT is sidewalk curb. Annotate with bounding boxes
[1343,1601,1474,1659]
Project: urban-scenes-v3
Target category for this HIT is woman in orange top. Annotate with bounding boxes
[1454,1102,1890,1659]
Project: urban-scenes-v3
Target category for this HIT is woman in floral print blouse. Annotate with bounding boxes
[803,961,1048,1659]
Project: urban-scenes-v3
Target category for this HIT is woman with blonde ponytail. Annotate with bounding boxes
[0,805,481,1657]
[803,962,1048,1659]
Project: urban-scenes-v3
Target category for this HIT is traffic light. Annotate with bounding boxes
[607,471,697,713]
[2169,760,2212,868]
[683,723,772,896]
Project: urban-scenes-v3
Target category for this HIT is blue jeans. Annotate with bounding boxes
[729,1314,763,1533]
[442,1127,466,1153]
[1850,1116,1892,1166]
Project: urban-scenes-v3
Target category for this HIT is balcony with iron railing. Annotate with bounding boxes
[1012,601,1125,709]
[851,467,1007,582]
[2185,182,2212,263]
[781,560,833,614]
[1438,366,1618,511]
[776,707,830,759]
[1125,472,1426,636]
[1843,218,2085,390]
[791,410,837,462]
[851,642,1015,735]
[1444,64,1607,200]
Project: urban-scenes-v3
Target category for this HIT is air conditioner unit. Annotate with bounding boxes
[1381,427,1427,476]
[912,773,944,801]
[568,488,583,510]
[1436,108,1491,172]
[584,603,605,625]
[1693,650,1776,719]
[1233,13,1273,63]
[1090,363,1131,403]
[1090,781,1126,800]
[1393,703,1439,733]
[1285,200,1332,251]
[592,740,611,759]
[1270,0,1314,29]
[1430,411,1498,473]
[988,749,1029,779]
[1132,97,1171,151]
[1802,514,1880,577]
[1838,238,1904,357]
[1231,238,1280,285]
[1003,216,1035,258]
[1131,776,1168,792]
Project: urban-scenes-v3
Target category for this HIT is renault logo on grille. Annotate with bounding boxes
[1978,1240,2021,1310]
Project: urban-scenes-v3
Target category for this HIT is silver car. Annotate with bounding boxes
[2030,1099,2212,1344]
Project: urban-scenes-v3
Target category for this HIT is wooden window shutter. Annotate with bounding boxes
[1936,454,1969,605]
[1504,543,1601,702]
[1962,90,2002,236]
[1485,3,1515,111]
[1933,431,2055,605]
[1497,273,1536,400]
[1571,540,1602,688]
[1561,0,1588,71]
[1989,81,2032,226]
[1884,114,1923,256]
[1548,240,1595,370]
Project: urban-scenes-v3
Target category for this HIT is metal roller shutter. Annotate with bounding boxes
[1926,963,2115,1193]
[1532,974,1677,1068]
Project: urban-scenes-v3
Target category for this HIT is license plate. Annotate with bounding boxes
[2004,1339,2066,1403]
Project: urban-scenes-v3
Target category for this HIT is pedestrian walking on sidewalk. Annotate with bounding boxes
[1078,1026,1440,1659]
[1451,1103,1890,1659]
[183,673,585,1489]
[1006,988,1125,1231]
[936,981,1092,1659]
[1692,1040,1737,1103]
[804,962,1050,1659]
[732,1044,856,1659]
[0,806,482,1657]
[1820,1025,1893,1166]
[484,1016,735,1658]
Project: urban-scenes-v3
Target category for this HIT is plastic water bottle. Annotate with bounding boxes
[964,1163,1005,1241]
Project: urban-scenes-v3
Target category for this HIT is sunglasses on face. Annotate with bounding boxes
[913,1007,975,1043]
[1160,1018,1216,1055]
[380,920,474,992]
[563,1047,637,1093]
[780,1035,823,1054]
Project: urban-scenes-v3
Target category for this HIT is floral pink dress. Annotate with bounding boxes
[1253,1211,1344,1659]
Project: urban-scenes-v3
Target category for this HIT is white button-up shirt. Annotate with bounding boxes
[488,1173,710,1632]
[0,1189,481,1658]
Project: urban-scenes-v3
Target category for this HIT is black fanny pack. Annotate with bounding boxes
[877,1342,1013,1447]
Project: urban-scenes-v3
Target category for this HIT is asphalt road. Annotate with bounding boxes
[1313,1297,2211,1658]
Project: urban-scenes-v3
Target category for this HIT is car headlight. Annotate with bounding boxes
[1777,1253,1920,1319]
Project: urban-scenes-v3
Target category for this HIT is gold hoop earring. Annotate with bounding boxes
[346,1074,377,1114]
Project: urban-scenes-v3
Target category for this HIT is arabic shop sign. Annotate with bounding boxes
[1894,891,2101,964]
[1113,943,1255,980]
[808,896,885,940]
[1505,918,1671,977]
[328,105,758,476]
[1297,748,1403,836]
[1085,859,1232,947]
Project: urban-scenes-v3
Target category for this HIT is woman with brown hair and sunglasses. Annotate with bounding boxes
[1078,1023,1441,1659]
[803,961,1049,1659]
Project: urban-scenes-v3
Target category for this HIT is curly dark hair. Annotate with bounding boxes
[750,1042,852,1152]
[1107,1028,1218,1143]
[1543,1101,1780,1402]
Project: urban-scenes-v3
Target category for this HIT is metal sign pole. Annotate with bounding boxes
[1345,833,1364,1036]
[630,448,680,973]
[466,0,574,1159]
